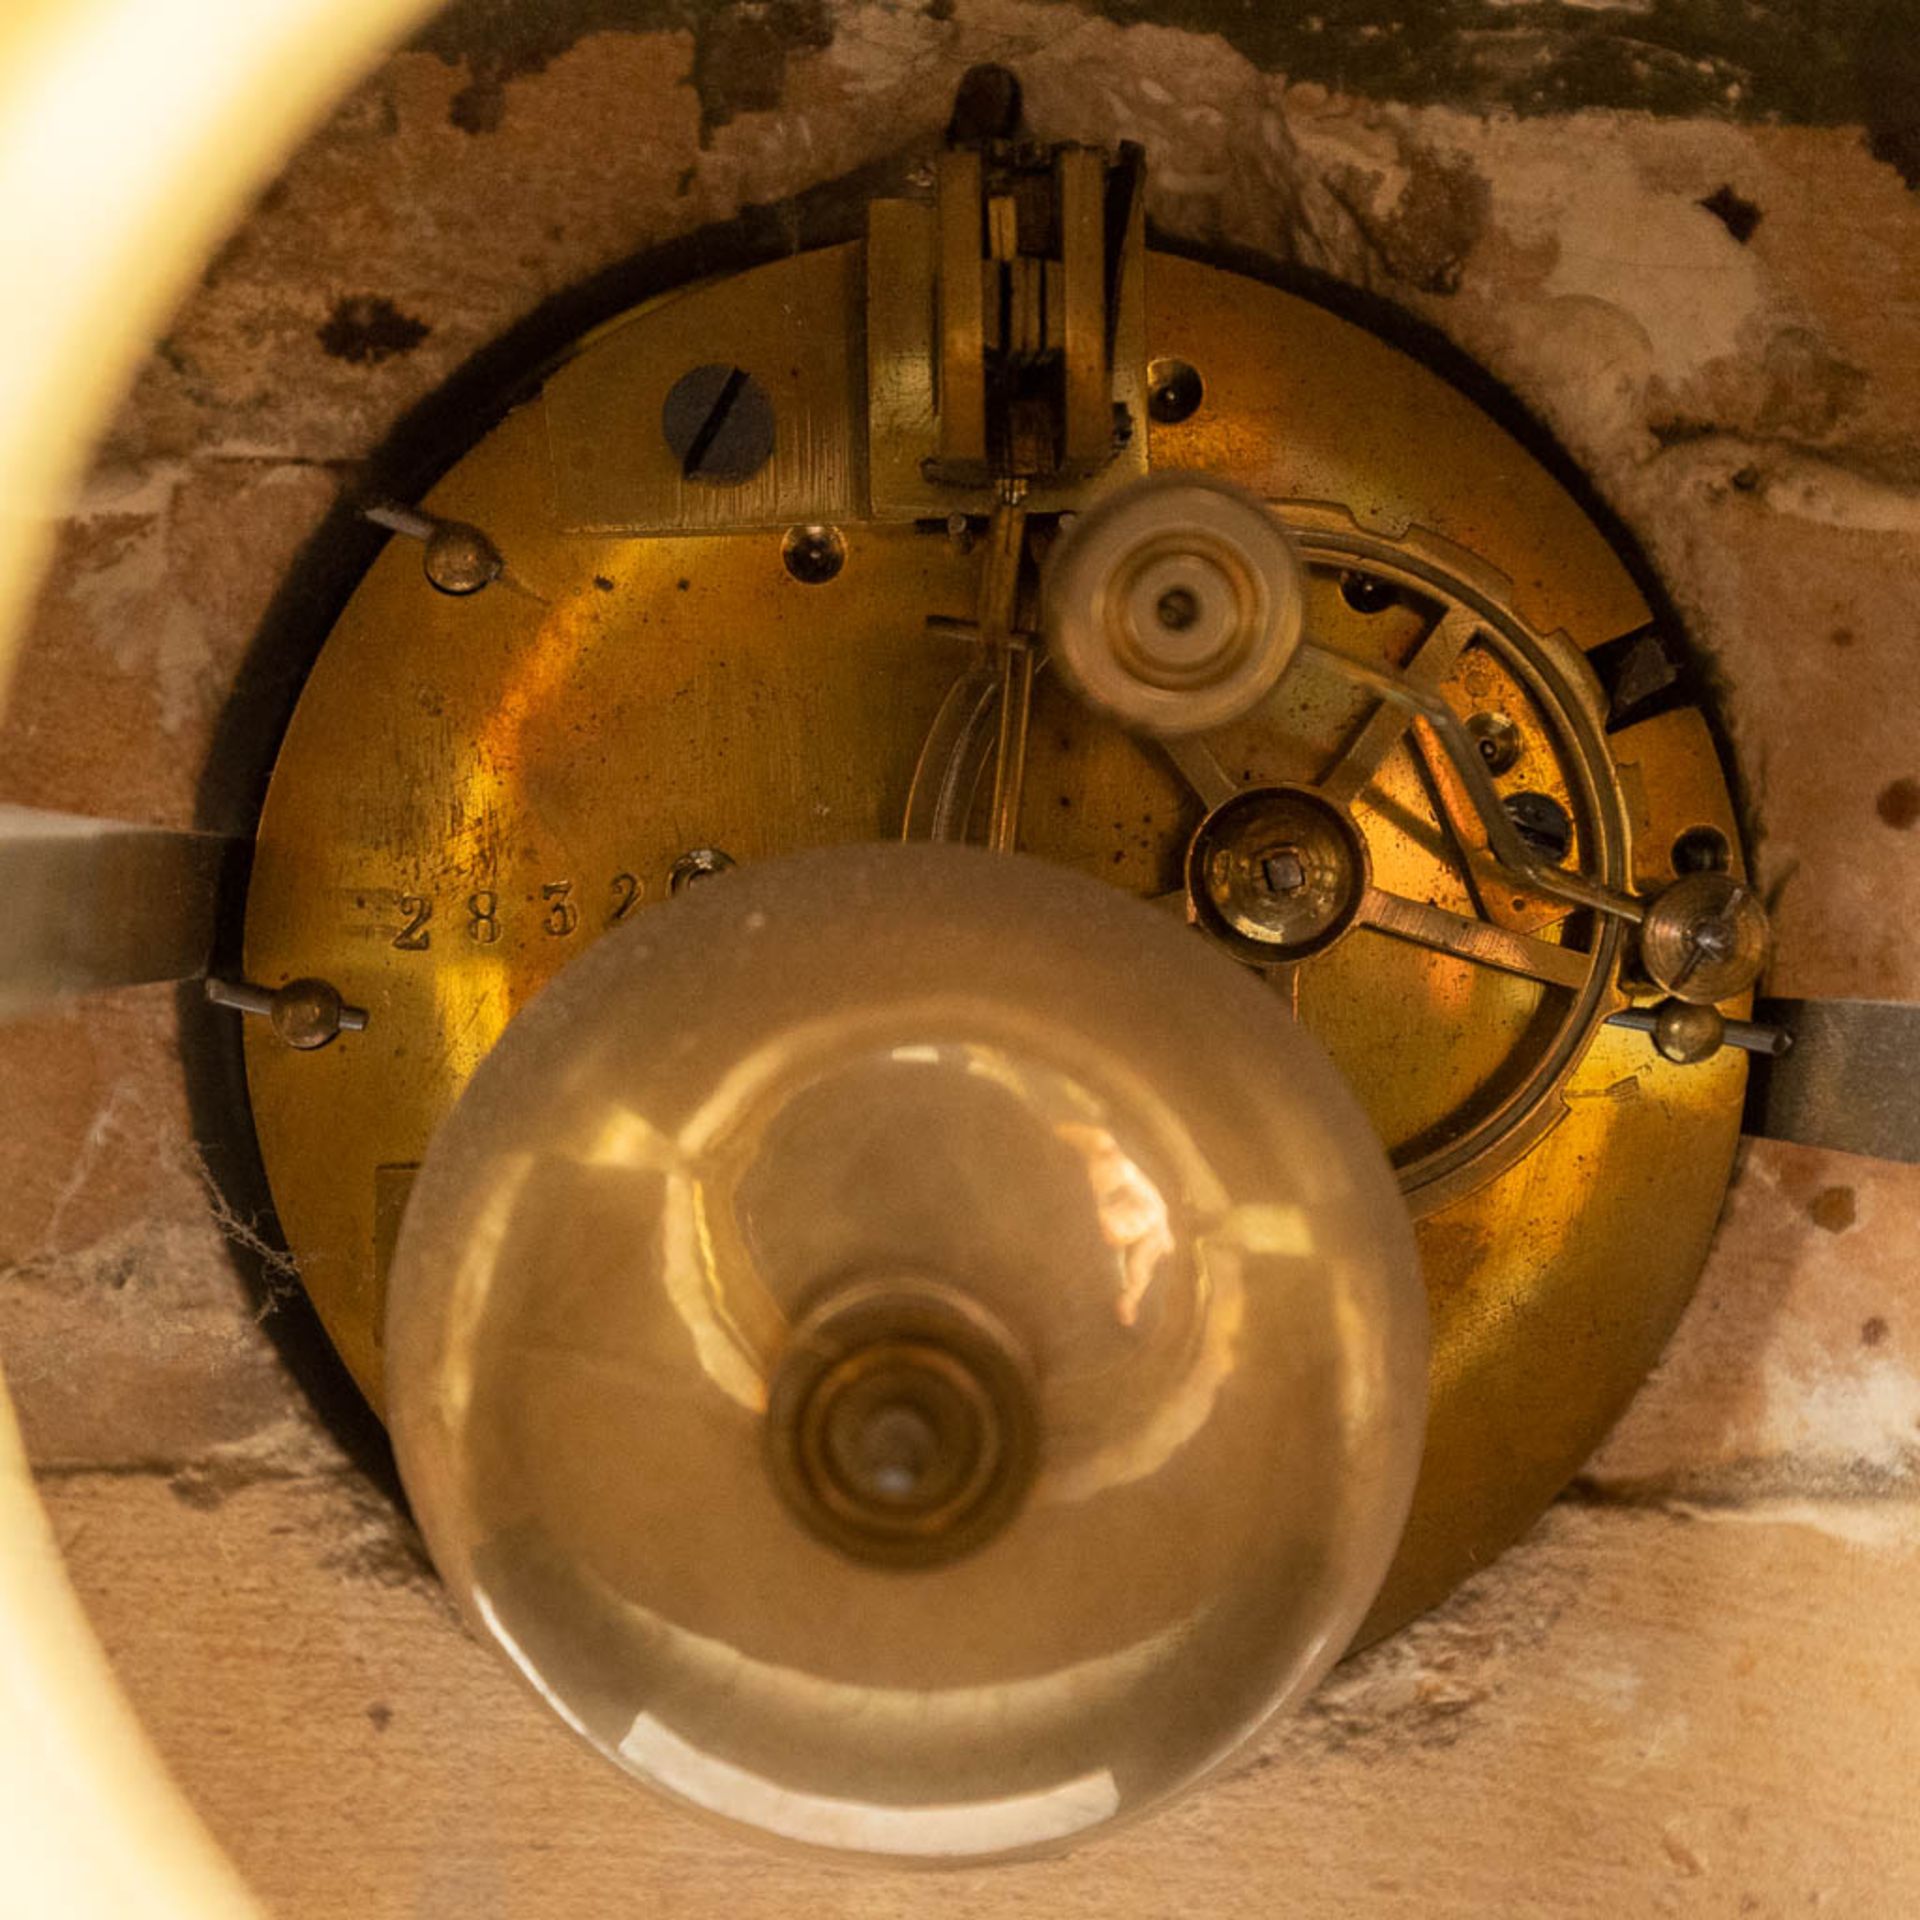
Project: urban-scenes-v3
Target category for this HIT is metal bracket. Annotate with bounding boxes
[1746,997,1920,1163]
[0,805,239,1018]
[866,136,1149,517]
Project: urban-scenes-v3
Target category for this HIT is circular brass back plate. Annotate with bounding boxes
[242,246,1748,1641]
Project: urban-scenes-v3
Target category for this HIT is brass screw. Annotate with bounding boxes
[1653,999,1725,1065]
[423,522,502,596]
[205,975,368,1050]
[670,847,738,894]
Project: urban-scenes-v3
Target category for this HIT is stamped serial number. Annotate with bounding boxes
[385,871,643,952]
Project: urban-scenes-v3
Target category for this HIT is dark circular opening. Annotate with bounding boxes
[1146,357,1204,425]
[1671,824,1732,874]
[1155,584,1201,631]
[661,362,776,484]
[781,523,847,585]
[1339,570,1396,615]
[1504,790,1574,865]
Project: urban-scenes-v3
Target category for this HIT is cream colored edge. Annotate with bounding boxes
[0,2,432,1911]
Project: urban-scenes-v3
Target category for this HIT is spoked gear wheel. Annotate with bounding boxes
[908,504,1632,1213]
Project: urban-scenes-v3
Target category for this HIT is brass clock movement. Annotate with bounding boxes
[219,94,1770,1858]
